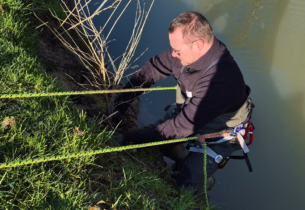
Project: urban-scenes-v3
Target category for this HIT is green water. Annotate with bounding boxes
[92,0,305,209]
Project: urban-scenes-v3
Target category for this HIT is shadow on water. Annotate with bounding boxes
[188,0,305,209]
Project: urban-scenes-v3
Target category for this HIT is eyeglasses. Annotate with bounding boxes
[171,40,197,56]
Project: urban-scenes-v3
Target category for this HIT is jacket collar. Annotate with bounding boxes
[186,37,228,72]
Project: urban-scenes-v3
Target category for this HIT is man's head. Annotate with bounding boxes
[168,12,214,66]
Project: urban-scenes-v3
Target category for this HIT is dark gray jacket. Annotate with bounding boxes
[122,38,248,144]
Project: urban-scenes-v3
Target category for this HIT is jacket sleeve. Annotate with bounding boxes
[114,48,174,115]
[124,70,234,144]
[126,48,174,88]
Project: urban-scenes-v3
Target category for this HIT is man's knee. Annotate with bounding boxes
[161,143,189,163]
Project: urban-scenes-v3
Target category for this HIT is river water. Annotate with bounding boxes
[89,0,305,209]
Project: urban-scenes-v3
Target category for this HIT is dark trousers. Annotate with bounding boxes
[171,142,240,198]
[155,106,240,198]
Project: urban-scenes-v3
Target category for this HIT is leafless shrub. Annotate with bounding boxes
[37,0,154,113]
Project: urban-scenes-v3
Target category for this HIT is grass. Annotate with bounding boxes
[0,0,212,209]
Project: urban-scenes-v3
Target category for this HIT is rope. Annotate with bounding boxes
[203,143,209,208]
[0,87,176,99]
[0,136,197,169]
[0,85,211,208]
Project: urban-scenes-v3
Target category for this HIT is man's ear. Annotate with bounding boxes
[196,39,204,50]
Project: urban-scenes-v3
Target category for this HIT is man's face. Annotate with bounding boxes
[169,27,197,66]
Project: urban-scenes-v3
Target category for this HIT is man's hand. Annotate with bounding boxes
[112,93,129,121]
[113,91,139,120]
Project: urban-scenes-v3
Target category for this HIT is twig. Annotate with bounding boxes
[98,111,118,124]
[123,150,147,167]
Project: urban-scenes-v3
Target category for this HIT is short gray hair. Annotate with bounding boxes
[168,12,214,43]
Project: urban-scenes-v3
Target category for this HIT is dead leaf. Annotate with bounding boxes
[73,126,85,136]
[9,117,15,129]
[96,199,106,205]
[2,117,10,128]
[1,117,15,129]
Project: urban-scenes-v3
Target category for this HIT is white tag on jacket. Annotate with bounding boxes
[186,91,193,98]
